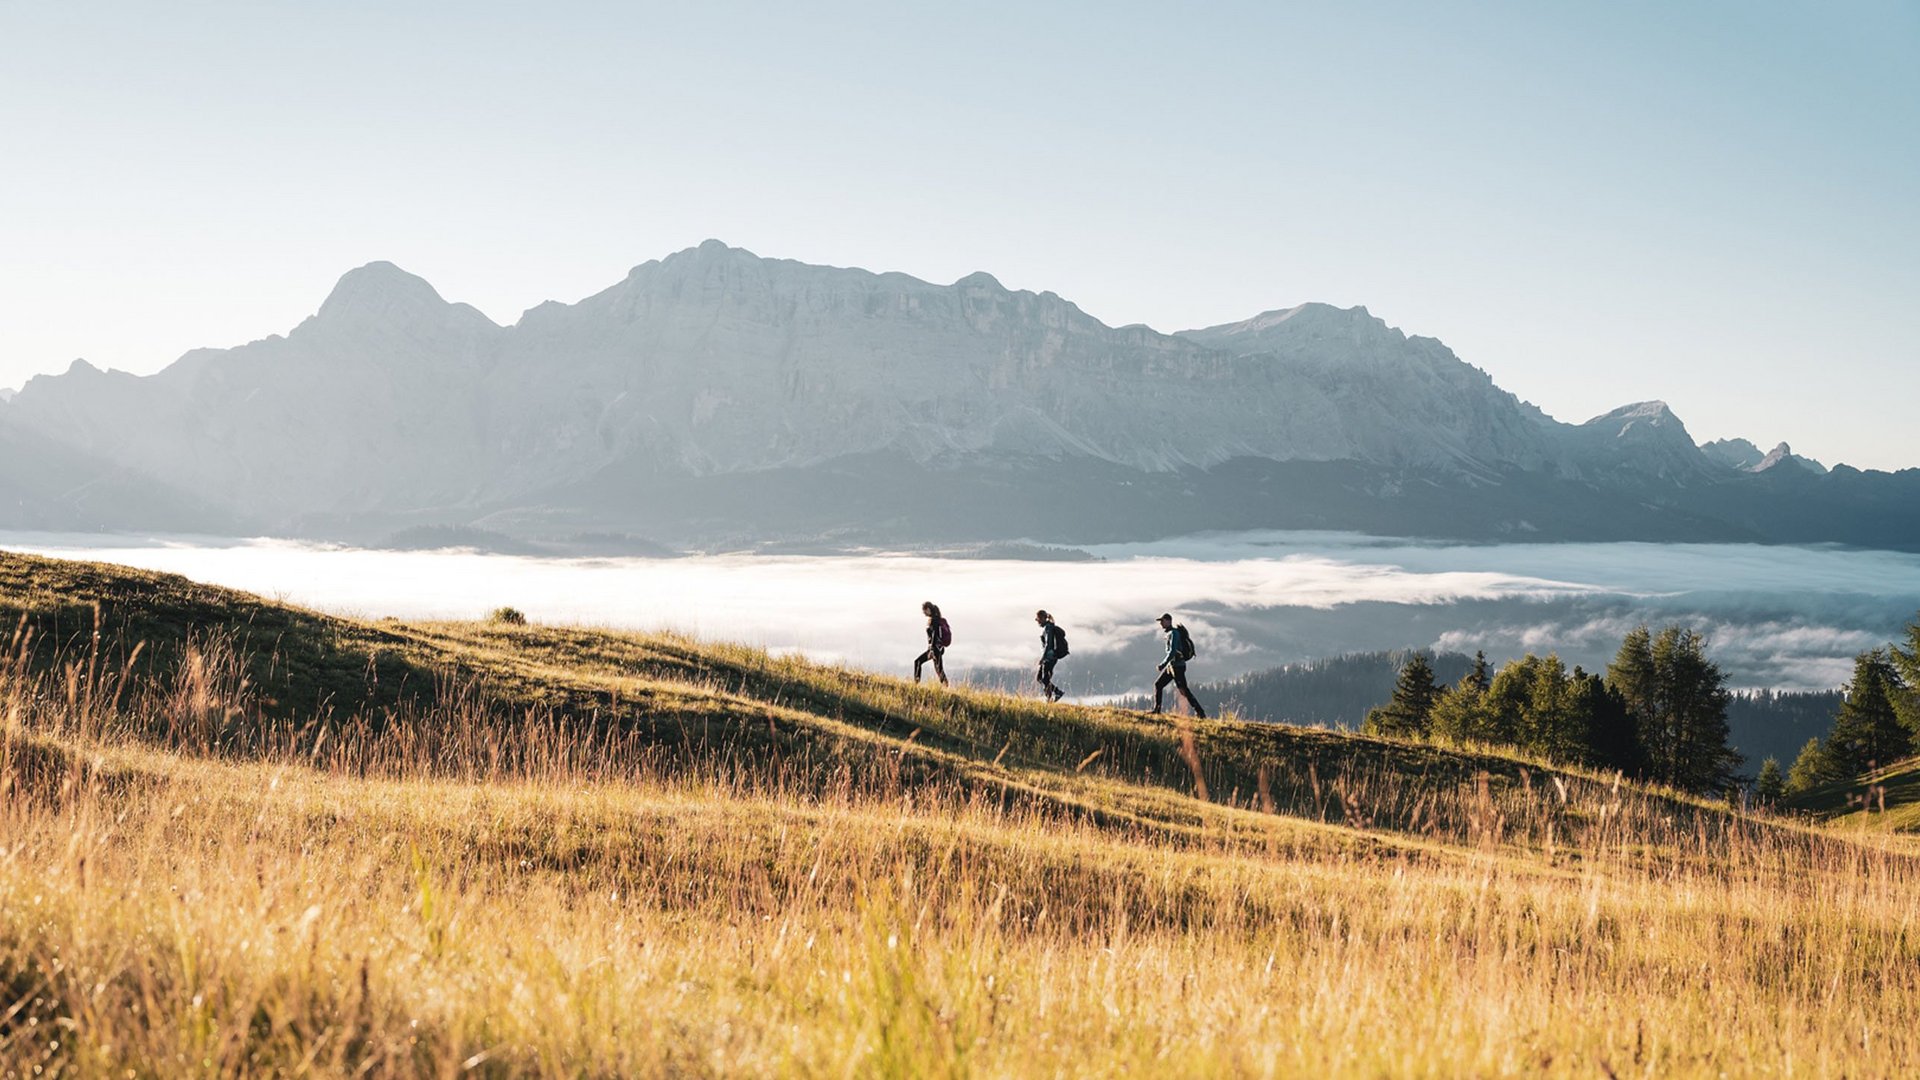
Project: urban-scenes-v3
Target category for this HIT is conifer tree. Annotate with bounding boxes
[1481,659,1534,748]
[1890,613,1920,733]
[1649,626,1739,793]
[1363,653,1440,738]
[1786,736,1840,794]
[1466,650,1492,694]
[1574,668,1642,774]
[1430,672,1498,746]
[1824,649,1910,777]
[1606,627,1659,768]
[1606,626,1737,792]
[1753,758,1785,806]
[1514,654,1587,763]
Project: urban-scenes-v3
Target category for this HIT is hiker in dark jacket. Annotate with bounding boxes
[1151,612,1206,717]
[1035,609,1068,702]
[914,601,950,686]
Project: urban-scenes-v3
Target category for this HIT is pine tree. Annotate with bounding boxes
[1754,758,1785,806]
[1482,660,1534,748]
[1606,627,1659,774]
[1510,654,1587,764]
[1893,613,1920,686]
[1605,626,1738,793]
[1648,626,1739,793]
[1824,650,1910,777]
[1466,650,1492,694]
[1786,736,1840,794]
[1363,653,1440,738]
[1430,675,1499,746]
[1890,613,1920,733]
[1575,669,1643,774]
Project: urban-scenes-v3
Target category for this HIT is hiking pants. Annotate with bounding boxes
[914,647,947,685]
[1036,658,1060,698]
[1154,664,1206,717]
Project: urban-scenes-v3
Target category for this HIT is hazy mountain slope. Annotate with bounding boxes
[5,243,1671,513]
[479,242,1591,489]
[9,263,500,518]
[0,406,242,532]
[1703,437,1828,475]
[2,241,1912,546]
[1178,305,1568,474]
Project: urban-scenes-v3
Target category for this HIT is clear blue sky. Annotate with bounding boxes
[3,1,1915,468]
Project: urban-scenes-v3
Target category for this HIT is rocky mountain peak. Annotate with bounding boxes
[1591,400,1678,424]
[952,270,1006,292]
[651,239,763,273]
[1176,304,1414,364]
[1753,441,1828,475]
[1581,401,1695,445]
[1572,401,1709,481]
[1703,437,1828,475]
[317,261,442,315]
[1701,437,1764,470]
[304,261,497,343]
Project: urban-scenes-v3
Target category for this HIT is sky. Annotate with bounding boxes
[2,1,1916,468]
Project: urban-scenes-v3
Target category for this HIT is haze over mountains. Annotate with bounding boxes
[3,241,1915,549]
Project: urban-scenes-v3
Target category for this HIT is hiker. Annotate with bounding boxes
[1035,609,1069,701]
[1151,612,1206,718]
[914,600,951,686]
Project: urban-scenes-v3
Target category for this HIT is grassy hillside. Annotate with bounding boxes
[5,549,1920,1076]
[1788,756,1920,832]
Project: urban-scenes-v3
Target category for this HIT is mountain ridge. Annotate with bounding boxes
[3,242,1914,549]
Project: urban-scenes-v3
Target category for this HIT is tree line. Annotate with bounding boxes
[1187,649,1838,768]
[1764,616,1920,801]
[1362,626,1741,794]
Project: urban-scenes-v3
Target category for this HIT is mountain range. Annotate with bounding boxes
[3,240,1915,550]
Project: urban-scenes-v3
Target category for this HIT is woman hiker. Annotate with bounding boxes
[914,601,951,686]
[1035,609,1069,701]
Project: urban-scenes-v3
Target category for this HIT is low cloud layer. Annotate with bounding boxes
[6,531,1916,696]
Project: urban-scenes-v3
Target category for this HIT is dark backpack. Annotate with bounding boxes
[1048,624,1070,658]
[936,617,953,648]
[1174,624,1196,662]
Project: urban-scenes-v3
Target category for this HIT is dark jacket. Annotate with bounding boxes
[1040,623,1066,664]
[1162,625,1189,668]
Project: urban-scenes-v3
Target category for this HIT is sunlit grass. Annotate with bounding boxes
[4,550,1920,1075]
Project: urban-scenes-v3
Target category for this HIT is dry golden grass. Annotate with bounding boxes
[3,553,1919,1077]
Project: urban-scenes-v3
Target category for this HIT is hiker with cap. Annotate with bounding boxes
[1150,613,1206,718]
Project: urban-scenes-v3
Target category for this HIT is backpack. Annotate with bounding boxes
[1174,624,1196,662]
[936,617,953,649]
[1049,624,1070,658]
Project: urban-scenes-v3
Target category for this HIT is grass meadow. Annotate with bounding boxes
[2,550,1918,1077]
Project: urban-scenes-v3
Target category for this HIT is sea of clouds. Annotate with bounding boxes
[4,531,1916,697]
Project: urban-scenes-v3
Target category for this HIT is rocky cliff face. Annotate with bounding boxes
[470,242,1601,488]
[5,241,1890,544]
